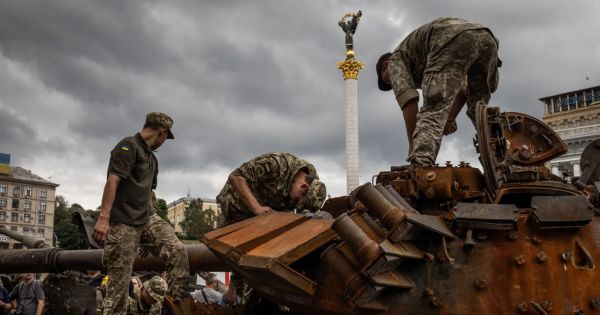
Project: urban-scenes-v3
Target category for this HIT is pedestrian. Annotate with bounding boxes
[0,280,10,315]
[127,276,168,315]
[193,274,222,304]
[92,112,190,314]
[0,273,45,315]
[216,152,327,226]
[376,17,501,165]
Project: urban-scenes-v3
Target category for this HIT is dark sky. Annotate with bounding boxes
[1,1,598,209]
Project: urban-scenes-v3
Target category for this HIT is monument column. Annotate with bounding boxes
[337,11,363,194]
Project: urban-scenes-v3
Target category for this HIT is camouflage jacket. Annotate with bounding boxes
[127,287,161,315]
[392,17,497,89]
[216,152,318,224]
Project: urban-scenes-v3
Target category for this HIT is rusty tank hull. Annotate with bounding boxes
[200,103,600,315]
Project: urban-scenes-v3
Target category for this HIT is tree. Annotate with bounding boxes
[152,192,170,223]
[179,198,217,239]
[53,195,88,249]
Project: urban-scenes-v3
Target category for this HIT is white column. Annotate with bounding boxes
[345,79,359,193]
[551,165,560,176]
[573,162,581,177]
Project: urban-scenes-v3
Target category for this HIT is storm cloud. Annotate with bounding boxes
[1,0,598,208]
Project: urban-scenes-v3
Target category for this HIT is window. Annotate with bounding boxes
[25,187,32,197]
[11,212,18,222]
[10,226,17,231]
[24,201,32,211]
[13,186,20,197]
[23,226,29,233]
[0,198,6,208]
[38,215,45,225]
[37,228,44,236]
[0,212,5,221]
[0,184,7,194]
[40,189,47,199]
[24,214,31,223]
[39,202,46,212]
[12,199,19,209]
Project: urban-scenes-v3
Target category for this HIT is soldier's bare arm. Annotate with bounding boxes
[229,174,272,215]
[93,174,122,244]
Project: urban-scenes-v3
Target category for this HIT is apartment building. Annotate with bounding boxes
[0,164,59,248]
[167,196,221,233]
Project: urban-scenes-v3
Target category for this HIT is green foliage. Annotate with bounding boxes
[152,192,170,224]
[179,198,217,240]
[53,195,89,249]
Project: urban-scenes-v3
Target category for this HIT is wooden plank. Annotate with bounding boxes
[217,212,307,252]
[245,219,333,258]
[203,211,288,240]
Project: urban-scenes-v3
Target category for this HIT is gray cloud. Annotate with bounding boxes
[0,0,598,208]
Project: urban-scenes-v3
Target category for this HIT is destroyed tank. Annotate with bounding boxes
[200,103,600,314]
[2,103,600,314]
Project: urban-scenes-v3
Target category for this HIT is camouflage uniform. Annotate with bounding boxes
[127,276,168,315]
[216,152,326,226]
[101,112,189,315]
[387,17,500,165]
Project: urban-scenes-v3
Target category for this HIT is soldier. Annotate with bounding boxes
[92,112,190,314]
[127,276,168,315]
[216,152,327,226]
[376,17,501,165]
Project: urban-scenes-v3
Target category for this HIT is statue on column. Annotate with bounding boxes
[338,10,362,52]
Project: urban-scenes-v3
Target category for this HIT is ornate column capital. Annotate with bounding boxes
[337,55,364,80]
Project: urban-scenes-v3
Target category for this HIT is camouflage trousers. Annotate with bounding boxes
[101,214,190,315]
[409,29,499,165]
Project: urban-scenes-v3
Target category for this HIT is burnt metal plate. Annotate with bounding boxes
[453,203,518,230]
[405,214,456,239]
[531,196,593,229]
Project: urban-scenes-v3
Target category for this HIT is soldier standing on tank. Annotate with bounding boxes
[216,152,327,226]
[92,112,190,314]
[376,17,501,166]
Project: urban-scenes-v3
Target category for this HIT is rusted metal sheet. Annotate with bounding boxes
[531,195,593,229]
[575,139,600,188]
[474,103,570,200]
[453,202,518,230]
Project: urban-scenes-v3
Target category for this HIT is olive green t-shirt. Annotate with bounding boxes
[107,133,158,225]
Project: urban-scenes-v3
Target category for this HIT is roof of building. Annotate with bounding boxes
[539,84,600,101]
[0,166,59,187]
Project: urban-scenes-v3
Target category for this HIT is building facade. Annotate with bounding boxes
[541,85,600,178]
[0,166,59,249]
[167,196,221,233]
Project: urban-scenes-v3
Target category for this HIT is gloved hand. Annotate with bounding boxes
[443,119,457,135]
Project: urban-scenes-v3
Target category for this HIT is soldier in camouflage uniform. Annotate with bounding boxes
[216,152,327,226]
[127,276,168,315]
[376,17,501,165]
[92,112,190,315]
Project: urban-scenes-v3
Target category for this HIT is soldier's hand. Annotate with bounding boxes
[443,119,458,135]
[253,205,273,215]
[92,218,110,246]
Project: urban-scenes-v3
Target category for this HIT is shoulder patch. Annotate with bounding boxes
[120,145,130,152]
